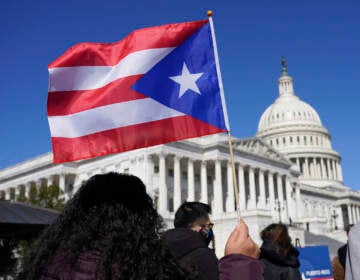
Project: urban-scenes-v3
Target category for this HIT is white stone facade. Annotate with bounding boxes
[1,60,360,257]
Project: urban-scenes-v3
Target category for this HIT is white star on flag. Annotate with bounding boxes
[169,62,203,98]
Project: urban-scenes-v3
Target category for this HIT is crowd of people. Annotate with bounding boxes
[16,172,358,279]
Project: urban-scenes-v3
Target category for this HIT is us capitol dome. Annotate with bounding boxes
[256,57,343,188]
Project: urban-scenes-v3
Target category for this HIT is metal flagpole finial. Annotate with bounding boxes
[207,10,213,18]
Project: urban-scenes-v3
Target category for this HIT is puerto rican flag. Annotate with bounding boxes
[47,19,229,163]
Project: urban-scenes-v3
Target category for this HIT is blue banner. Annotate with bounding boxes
[296,245,334,280]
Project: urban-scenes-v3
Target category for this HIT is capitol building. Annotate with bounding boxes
[1,59,359,256]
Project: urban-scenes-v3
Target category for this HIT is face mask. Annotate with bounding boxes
[200,227,214,246]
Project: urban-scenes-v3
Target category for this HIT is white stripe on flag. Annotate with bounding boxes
[48,98,184,138]
[48,47,175,92]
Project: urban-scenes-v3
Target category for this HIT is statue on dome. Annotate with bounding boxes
[281,56,288,76]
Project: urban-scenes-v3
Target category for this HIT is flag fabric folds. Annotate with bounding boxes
[47,19,230,163]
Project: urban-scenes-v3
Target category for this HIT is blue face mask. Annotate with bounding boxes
[200,227,214,245]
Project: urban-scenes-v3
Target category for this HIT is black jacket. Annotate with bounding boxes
[260,239,301,280]
[337,243,347,268]
[162,228,219,280]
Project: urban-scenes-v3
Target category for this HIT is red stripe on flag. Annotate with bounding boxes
[47,75,145,116]
[49,20,208,68]
[51,115,225,163]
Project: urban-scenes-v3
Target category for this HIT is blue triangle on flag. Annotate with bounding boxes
[132,22,227,131]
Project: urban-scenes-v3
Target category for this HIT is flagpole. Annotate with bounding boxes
[207,11,241,218]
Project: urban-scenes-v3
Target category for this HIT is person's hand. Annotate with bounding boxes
[224,219,260,259]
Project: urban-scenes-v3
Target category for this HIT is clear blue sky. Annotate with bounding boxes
[1,0,359,189]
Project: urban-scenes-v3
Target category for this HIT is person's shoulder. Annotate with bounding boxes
[348,223,360,245]
[182,246,218,262]
[350,223,360,233]
[219,254,264,280]
[41,251,101,279]
[338,243,347,254]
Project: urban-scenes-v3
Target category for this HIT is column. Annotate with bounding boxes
[309,158,314,177]
[200,161,208,204]
[187,159,195,202]
[296,158,300,171]
[5,188,12,200]
[213,159,223,213]
[315,158,321,178]
[25,182,32,198]
[328,159,333,179]
[277,174,285,222]
[321,158,326,179]
[285,176,292,222]
[304,158,309,177]
[268,172,275,213]
[226,161,235,212]
[277,174,284,203]
[349,205,354,224]
[14,186,21,200]
[36,179,42,190]
[173,156,181,211]
[248,167,256,209]
[316,158,321,178]
[314,158,318,177]
[72,174,82,193]
[351,205,357,224]
[348,204,353,225]
[353,206,358,224]
[331,160,337,180]
[295,184,301,219]
[47,175,55,187]
[59,174,66,193]
[336,162,343,182]
[258,169,266,209]
[326,159,332,179]
[158,154,167,212]
[143,155,153,190]
[238,164,246,211]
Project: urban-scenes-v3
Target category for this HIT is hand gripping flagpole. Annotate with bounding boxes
[207,11,241,219]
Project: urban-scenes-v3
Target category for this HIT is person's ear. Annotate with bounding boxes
[192,225,202,232]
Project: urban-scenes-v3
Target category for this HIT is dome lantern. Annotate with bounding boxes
[278,56,295,97]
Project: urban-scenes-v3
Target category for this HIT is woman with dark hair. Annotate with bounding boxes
[18,172,193,280]
[259,223,301,280]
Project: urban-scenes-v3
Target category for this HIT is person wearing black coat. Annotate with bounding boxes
[162,202,219,280]
[162,202,264,280]
[260,223,301,280]
[163,227,218,280]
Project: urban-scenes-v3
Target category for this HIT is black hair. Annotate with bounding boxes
[174,202,211,228]
[18,172,192,280]
[346,224,354,234]
[260,223,294,257]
